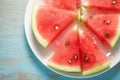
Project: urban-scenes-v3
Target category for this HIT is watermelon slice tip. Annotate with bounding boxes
[83,1,88,9]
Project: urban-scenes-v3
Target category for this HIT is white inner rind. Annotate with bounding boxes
[48,60,81,72]
[111,16,120,47]
[32,5,48,48]
[83,61,110,76]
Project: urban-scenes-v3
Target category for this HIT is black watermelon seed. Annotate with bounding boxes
[67,60,72,64]
[65,41,70,46]
[105,33,110,38]
[84,55,89,62]
[112,0,118,5]
[76,3,80,9]
[73,53,78,60]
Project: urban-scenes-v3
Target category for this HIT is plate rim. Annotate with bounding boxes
[24,0,120,78]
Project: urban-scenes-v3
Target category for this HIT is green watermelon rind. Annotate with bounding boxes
[111,18,120,47]
[82,61,110,76]
[47,25,81,72]
[48,60,81,72]
[32,5,48,48]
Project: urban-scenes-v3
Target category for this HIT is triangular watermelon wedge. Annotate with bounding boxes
[44,0,81,11]
[47,25,81,72]
[84,0,120,12]
[82,14,120,47]
[79,29,110,76]
[32,5,76,48]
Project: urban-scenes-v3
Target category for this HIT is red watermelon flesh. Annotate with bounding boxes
[79,30,110,75]
[47,26,81,72]
[83,14,120,47]
[32,5,76,48]
[44,0,81,11]
[84,0,120,12]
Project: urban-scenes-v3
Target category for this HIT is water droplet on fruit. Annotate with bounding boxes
[84,55,89,62]
[104,20,111,25]
[76,3,80,9]
[104,33,110,38]
[67,60,72,64]
[112,0,118,5]
[54,26,59,30]
[73,53,78,60]
[65,41,70,46]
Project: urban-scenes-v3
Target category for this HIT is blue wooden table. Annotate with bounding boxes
[0,0,120,80]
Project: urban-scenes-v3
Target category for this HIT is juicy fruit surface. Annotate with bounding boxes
[83,14,120,47]
[31,0,120,77]
[44,0,81,11]
[79,30,110,75]
[48,26,81,72]
[32,5,76,47]
[85,0,120,12]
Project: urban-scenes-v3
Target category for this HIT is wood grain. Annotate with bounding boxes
[0,0,120,80]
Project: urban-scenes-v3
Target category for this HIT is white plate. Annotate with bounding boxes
[24,0,120,78]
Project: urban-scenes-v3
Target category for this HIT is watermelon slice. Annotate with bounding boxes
[48,25,81,72]
[32,5,76,48]
[79,29,110,76]
[82,14,120,47]
[44,0,81,11]
[84,0,120,12]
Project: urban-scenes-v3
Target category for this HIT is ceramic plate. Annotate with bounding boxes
[24,0,120,78]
